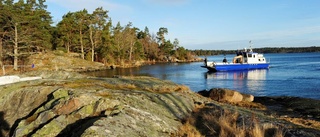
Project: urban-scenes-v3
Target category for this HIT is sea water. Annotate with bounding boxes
[85,52,320,100]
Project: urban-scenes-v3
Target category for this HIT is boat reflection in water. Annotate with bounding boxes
[204,69,268,94]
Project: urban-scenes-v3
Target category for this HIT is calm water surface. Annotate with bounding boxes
[86,53,320,99]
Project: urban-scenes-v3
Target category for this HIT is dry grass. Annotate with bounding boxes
[229,101,267,110]
[174,120,203,137]
[280,117,320,130]
[144,85,190,93]
[174,86,190,92]
[96,91,111,98]
[99,83,137,90]
[1,65,35,75]
[119,76,191,93]
[175,106,285,137]
[50,79,100,88]
[61,79,138,91]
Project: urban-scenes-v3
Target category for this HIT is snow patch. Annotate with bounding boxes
[0,75,42,85]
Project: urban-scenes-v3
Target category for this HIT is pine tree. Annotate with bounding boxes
[0,0,52,70]
[97,19,113,63]
[57,12,77,53]
[113,22,124,63]
[88,7,109,62]
[74,9,89,59]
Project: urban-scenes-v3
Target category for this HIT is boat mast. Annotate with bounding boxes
[249,40,253,52]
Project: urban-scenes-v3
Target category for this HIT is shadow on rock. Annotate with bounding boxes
[9,91,56,137]
[57,115,106,137]
[0,111,10,137]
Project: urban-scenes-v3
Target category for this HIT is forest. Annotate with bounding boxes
[0,0,195,71]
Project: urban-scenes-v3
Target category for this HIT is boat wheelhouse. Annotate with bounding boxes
[201,47,269,72]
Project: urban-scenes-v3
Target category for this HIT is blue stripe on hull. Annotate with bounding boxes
[205,63,269,72]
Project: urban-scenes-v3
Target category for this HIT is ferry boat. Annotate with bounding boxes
[201,47,269,72]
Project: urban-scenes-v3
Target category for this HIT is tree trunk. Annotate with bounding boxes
[14,23,18,71]
[0,37,3,67]
[67,41,70,53]
[66,34,70,53]
[0,37,4,75]
[80,29,84,59]
[89,26,94,62]
[129,42,133,62]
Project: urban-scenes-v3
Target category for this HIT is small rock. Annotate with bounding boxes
[242,94,254,102]
[208,88,243,102]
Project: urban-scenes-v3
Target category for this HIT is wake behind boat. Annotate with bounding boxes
[201,47,269,72]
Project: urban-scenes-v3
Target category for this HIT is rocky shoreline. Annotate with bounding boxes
[0,70,319,137]
[18,52,203,74]
[1,54,320,136]
[0,71,201,136]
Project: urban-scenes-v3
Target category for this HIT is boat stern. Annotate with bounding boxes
[201,60,218,72]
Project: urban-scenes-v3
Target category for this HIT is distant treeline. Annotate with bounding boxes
[192,46,320,56]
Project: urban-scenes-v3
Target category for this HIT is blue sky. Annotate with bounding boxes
[45,0,320,50]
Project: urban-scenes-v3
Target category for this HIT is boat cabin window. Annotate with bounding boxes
[253,55,256,58]
[248,54,252,58]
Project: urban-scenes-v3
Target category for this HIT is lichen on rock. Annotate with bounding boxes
[0,71,199,137]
